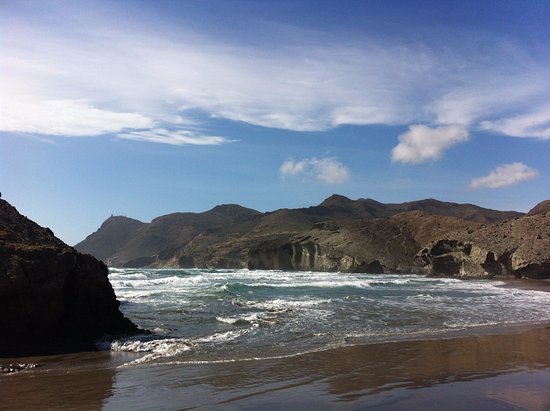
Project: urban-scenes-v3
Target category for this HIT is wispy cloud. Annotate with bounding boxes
[0,99,153,136]
[479,106,550,140]
[117,128,235,146]
[469,162,539,189]
[1,2,549,143]
[279,157,350,184]
[391,125,469,164]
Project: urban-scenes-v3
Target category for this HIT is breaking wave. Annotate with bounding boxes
[109,268,550,366]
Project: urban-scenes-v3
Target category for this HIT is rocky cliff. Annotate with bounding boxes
[248,212,478,274]
[248,207,550,279]
[417,210,550,278]
[76,195,522,267]
[0,199,138,355]
[75,196,549,279]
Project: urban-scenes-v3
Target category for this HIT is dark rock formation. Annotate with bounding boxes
[0,199,138,356]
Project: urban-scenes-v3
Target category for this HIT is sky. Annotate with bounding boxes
[1,0,549,245]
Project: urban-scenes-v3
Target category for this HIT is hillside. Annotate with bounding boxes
[71,195,550,278]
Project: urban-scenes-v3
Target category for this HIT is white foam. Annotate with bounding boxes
[109,267,550,367]
[216,314,260,325]
[109,272,149,281]
[194,329,250,343]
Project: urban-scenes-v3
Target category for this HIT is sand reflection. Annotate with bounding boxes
[105,325,550,409]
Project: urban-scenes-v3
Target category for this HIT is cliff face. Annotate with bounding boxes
[74,195,550,279]
[247,212,479,274]
[0,200,138,355]
[417,211,550,278]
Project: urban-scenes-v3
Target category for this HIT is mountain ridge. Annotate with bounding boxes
[72,195,550,279]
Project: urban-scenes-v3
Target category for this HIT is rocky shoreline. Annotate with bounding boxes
[0,199,139,356]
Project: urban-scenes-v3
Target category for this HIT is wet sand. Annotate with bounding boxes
[2,279,550,410]
[2,323,550,410]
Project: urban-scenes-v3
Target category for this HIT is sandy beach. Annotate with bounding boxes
[2,320,550,410]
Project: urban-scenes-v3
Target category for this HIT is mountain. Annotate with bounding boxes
[72,195,549,279]
[76,215,145,262]
[0,199,138,355]
[315,194,522,222]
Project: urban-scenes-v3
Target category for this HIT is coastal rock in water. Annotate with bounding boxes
[0,199,138,355]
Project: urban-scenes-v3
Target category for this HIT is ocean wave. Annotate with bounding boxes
[109,272,149,281]
[109,268,550,368]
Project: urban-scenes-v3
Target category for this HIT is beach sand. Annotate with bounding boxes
[2,280,550,410]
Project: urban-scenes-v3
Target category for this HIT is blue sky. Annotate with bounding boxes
[1,0,549,245]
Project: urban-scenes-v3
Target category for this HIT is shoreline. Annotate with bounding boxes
[2,322,550,409]
[3,277,550,409]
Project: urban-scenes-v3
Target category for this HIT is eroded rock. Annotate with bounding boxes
[0,200,138,355]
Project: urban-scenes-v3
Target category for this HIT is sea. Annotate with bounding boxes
[5,269,550,410]
[107,268,550,366]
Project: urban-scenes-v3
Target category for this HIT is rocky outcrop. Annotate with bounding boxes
[248,238,356,272]
[0,200,138,355]
[247,212,479,274]
[417,212,550,278]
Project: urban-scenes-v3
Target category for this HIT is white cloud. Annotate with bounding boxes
[469,162,539,189]
[429,77,542,127]
[479,106,550,139]
[0,4,549,142]
[279,157,350,184]
[0,99,153,136]
[117,128,234,146]
[391,124,469,164]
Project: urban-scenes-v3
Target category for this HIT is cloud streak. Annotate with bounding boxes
[469,162,539,189]
[0,99,153,136]
[1,2,549,143]
[391,125,469,164]
[479,106,550,140]
[118,128,234,146]
[279,157,350,184]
